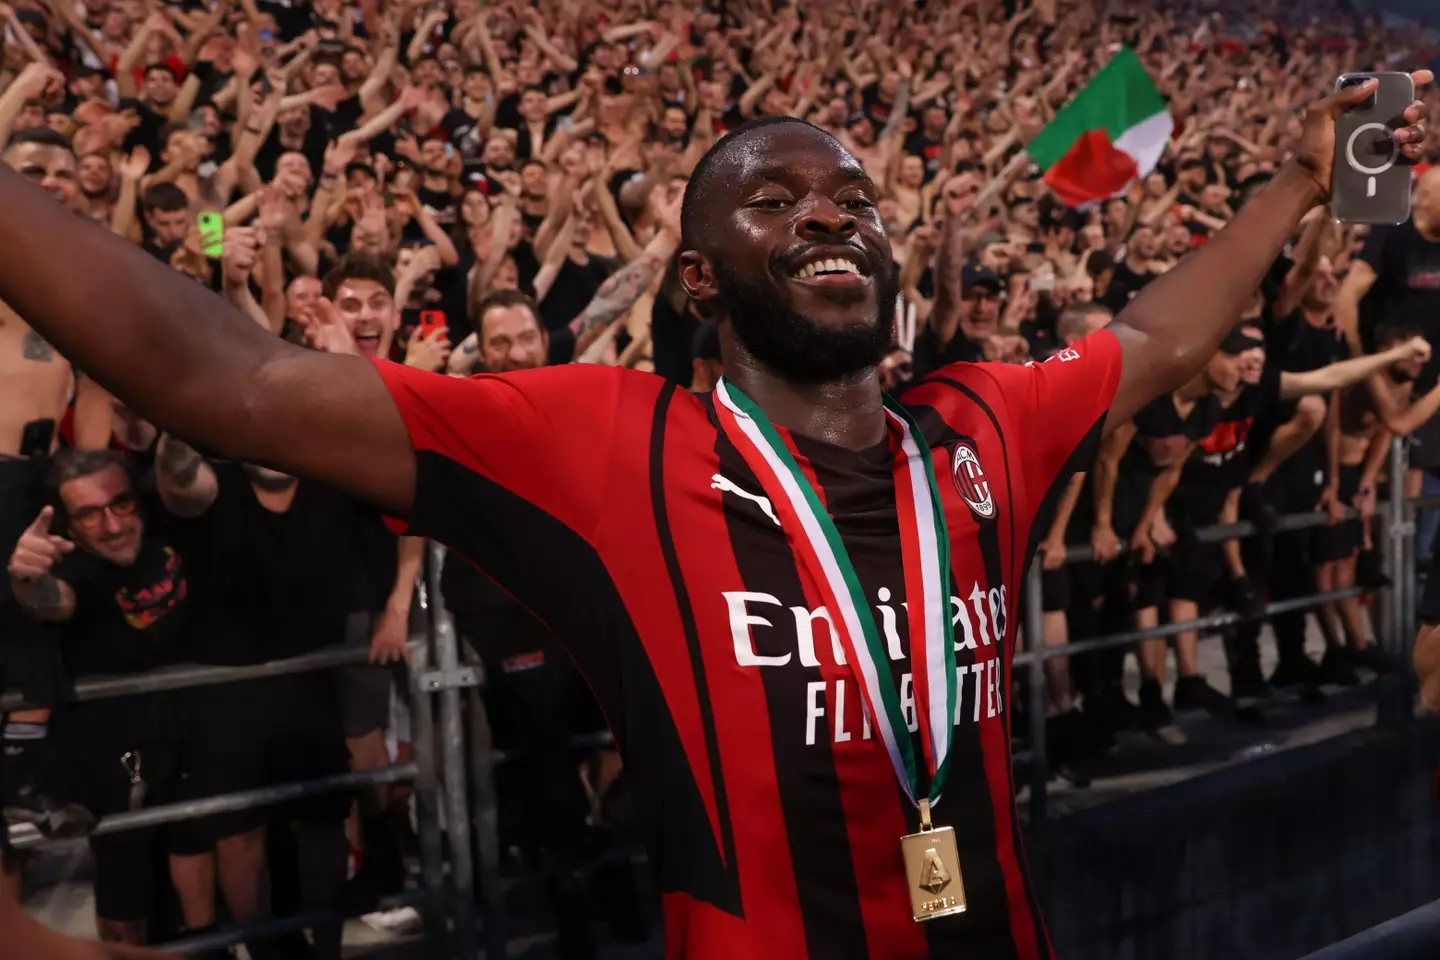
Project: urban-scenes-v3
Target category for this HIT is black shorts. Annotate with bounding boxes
[54,695,182,920]
[1068,557,1162,610]
[173,674,350,846]
[1040,566,1069,613]
[1312,464,1365,563]
[1163,536,1227,607]
[334,611,403,739]
[91,827,167,922]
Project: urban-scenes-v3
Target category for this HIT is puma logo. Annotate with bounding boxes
[711,474,780,526]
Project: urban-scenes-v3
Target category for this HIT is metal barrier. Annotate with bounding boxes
[1021,436,1428,820]
[1297,897,1440,959]
[3,625,464,955]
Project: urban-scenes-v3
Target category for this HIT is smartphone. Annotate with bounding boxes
[1332,72,1415,225]
[197,211,224,257]
[19,419,55,459]
[416,310,447,341]
[1030,273,1055,293]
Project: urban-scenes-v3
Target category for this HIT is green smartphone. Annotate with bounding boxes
[197,211,224,257]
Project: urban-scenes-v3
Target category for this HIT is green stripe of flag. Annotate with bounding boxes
[1027,47,1167,171]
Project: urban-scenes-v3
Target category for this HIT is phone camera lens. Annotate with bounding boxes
[1341,76,1377,111]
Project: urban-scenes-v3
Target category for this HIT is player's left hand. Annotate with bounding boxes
[1295,69,1432,199]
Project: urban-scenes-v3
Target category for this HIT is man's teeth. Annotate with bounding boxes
[793,258,862,279]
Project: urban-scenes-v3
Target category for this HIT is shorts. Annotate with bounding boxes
[336,612,400,739]
[1163,536,1226,607]
[53,695,182,921]
[1040,567,1069,613]
[173,673,349,845]
[1068,556,1163,611]
[91,827,168,922]
[1312,464,1365,563]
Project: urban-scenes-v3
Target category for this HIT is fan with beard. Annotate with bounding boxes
[713,252,901,386]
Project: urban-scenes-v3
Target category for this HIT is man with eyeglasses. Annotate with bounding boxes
[911,262,1005,379]
[4,448,240,946]
[0,126,114,845]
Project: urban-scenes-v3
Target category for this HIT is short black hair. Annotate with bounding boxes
[322,252,395,299]
[680,115,833,247]
[1377,322,1422,347]
[141,182,188,214]
[143,62,177,82]
[472,288,541,333]
[5,126,73,153]
[1085,250,1116,278]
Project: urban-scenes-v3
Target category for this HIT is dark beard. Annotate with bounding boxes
[715,258,898,385]
[1389,367,1416,384]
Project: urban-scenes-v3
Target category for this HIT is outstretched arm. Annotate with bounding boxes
[1105,75,1430,432]
[0,169,416,517]
[1280,337,1430,399]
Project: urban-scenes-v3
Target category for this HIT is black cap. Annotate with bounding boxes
[960,262,1003,292]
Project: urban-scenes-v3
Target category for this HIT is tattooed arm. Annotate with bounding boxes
[12,574,75,622]
[155,433,219,518]
[569,197,682,338]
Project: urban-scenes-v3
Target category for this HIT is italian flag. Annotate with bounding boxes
[1027,47,1173,207]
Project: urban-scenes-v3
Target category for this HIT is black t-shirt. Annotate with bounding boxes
[538,253,616,332]
[56,495,194,678]
[1102,260,1155,314]
[1359,221,1440,354]
[254,107,332,181]
[902,129,945,182]
[122,101,168,157]
[1109,392,1219,535]
[1177,366,1282,523]
[911,324,984,382]
[178,464,395,665]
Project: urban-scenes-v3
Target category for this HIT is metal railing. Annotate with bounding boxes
[1021,436,1428,819]
[4,631,459,956]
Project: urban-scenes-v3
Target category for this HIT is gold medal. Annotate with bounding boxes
[900,799,967,923]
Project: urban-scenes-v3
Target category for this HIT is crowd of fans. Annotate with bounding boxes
[1,0,1440,954]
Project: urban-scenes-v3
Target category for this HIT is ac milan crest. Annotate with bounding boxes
[951,443,995,519]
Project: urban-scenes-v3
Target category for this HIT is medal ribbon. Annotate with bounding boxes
[714,378,956,807]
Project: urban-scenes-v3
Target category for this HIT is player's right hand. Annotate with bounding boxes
[7,507,73,582]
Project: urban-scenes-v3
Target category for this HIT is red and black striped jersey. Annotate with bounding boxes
[377,328,1123,959]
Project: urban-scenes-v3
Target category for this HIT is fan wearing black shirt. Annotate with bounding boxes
[4,449,250,946]
[1337,170,1440,562]
[1102,225,1162,314]
[910,262,1000,380]
[156,432,413,928]
[1088,375,1219,735]
[1035,303,1115,768]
